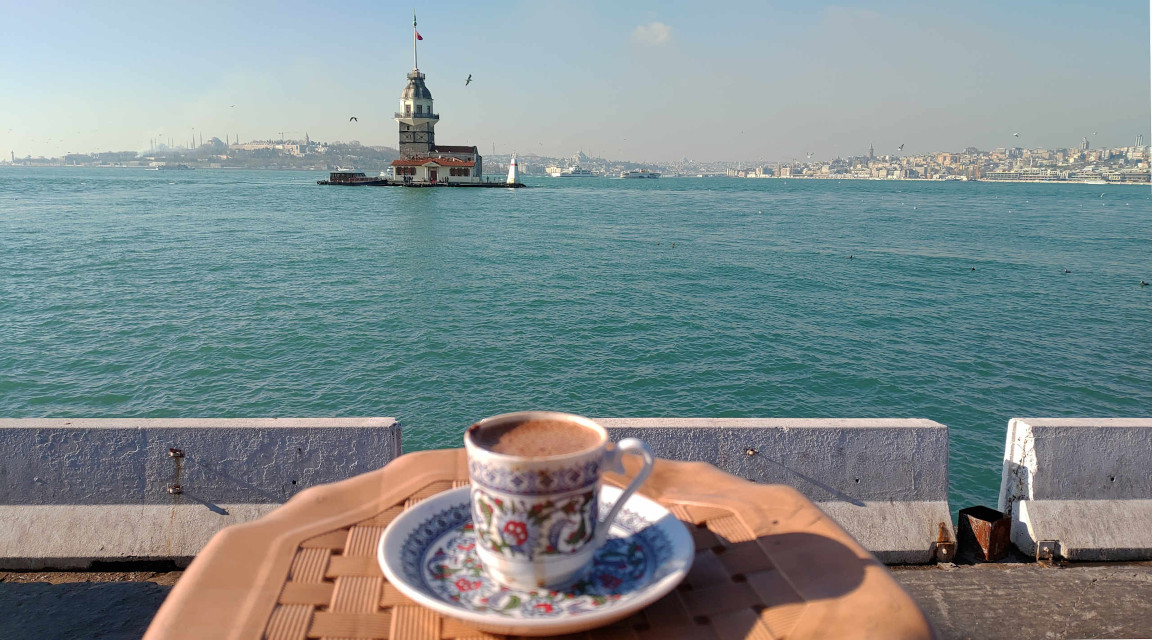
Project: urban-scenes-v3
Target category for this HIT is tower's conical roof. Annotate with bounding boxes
[401,70,433,100]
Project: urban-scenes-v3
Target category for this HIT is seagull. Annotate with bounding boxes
[465,74,472,86]
[349,116,358,122]
[806,152,813,158]
[1013,132,1020,137]
[230,104,236,108]
[897,144,904,151]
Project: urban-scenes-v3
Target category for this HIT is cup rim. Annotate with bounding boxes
[464,411,608,462]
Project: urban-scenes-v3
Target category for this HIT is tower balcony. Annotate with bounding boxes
[394,112,439,121]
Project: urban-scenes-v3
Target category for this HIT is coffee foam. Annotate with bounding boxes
[470,418,602,457]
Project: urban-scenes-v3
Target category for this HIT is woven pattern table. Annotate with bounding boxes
[146,449,933,639]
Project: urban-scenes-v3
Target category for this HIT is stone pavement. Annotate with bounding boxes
[889,562,1152,640]
[1,564,1150,639]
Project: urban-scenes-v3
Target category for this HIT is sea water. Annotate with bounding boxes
[1,167,1149,509]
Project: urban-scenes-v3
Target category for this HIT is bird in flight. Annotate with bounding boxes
[897,144,904,151]
[465,74,472,86]
[230,104,236,108]
[1013,132,1020,137]
[806,152,813,158]
[349,116,358,122]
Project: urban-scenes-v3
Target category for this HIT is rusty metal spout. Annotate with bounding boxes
[957,505,1010,562]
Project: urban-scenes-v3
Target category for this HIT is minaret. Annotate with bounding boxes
[396,12,438,158]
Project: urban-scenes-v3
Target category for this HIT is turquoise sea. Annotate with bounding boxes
[2,167,1150,509]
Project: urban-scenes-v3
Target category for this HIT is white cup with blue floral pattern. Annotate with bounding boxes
[464,411,655,590]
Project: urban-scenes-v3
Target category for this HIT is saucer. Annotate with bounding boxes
[378,485,694,636]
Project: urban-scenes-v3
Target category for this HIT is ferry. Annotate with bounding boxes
[620,169,660,179]
[548,165,598,177]
[317,171,389,186]
[149,163,194,171]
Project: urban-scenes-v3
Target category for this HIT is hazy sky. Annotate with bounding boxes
[2,0,1149,162]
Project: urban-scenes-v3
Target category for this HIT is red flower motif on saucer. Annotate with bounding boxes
[454,577,481,592]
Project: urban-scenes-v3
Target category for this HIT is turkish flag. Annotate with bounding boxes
[416,30,423,40]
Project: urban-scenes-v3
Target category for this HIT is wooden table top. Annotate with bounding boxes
[145,449,933,639]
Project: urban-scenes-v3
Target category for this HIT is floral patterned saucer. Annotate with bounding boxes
[378,485,694,636]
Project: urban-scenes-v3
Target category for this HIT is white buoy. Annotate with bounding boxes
[506,154,519,185]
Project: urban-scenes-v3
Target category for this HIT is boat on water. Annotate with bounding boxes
[317,171,390,186]
[548,165,599,177]
[620,169,660,179]
[149,163,194,171]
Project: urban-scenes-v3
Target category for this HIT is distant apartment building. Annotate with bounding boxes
[229,142,308,157]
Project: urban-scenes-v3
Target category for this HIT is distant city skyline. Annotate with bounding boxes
[1,1,1149,162]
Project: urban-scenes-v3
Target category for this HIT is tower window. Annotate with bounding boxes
[405,105,411,116]
[416,105,423,114]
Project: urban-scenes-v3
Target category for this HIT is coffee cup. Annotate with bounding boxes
[464,411,655,590]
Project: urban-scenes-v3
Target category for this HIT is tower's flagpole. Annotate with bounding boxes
[413,10,418,70]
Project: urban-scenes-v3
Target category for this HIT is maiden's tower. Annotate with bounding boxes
[389,13,484,185]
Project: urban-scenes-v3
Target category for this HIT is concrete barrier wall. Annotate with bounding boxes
[998,418,1152,561]
[600,418,954,564]
[0,418,401,569]
[9,416,1151,567]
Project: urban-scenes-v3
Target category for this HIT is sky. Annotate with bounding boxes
[1,0,1149,163]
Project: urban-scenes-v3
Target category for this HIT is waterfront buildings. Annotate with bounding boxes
[723,143,1150,183]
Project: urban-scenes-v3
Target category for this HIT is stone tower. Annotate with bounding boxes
[396,70,438,158]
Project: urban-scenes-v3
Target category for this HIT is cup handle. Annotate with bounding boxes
[597,438,655,543]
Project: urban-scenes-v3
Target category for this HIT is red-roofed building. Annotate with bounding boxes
[392,66,483,183]
[390,156,480,183]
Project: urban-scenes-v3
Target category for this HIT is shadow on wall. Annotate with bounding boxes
[753,453,866,507]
